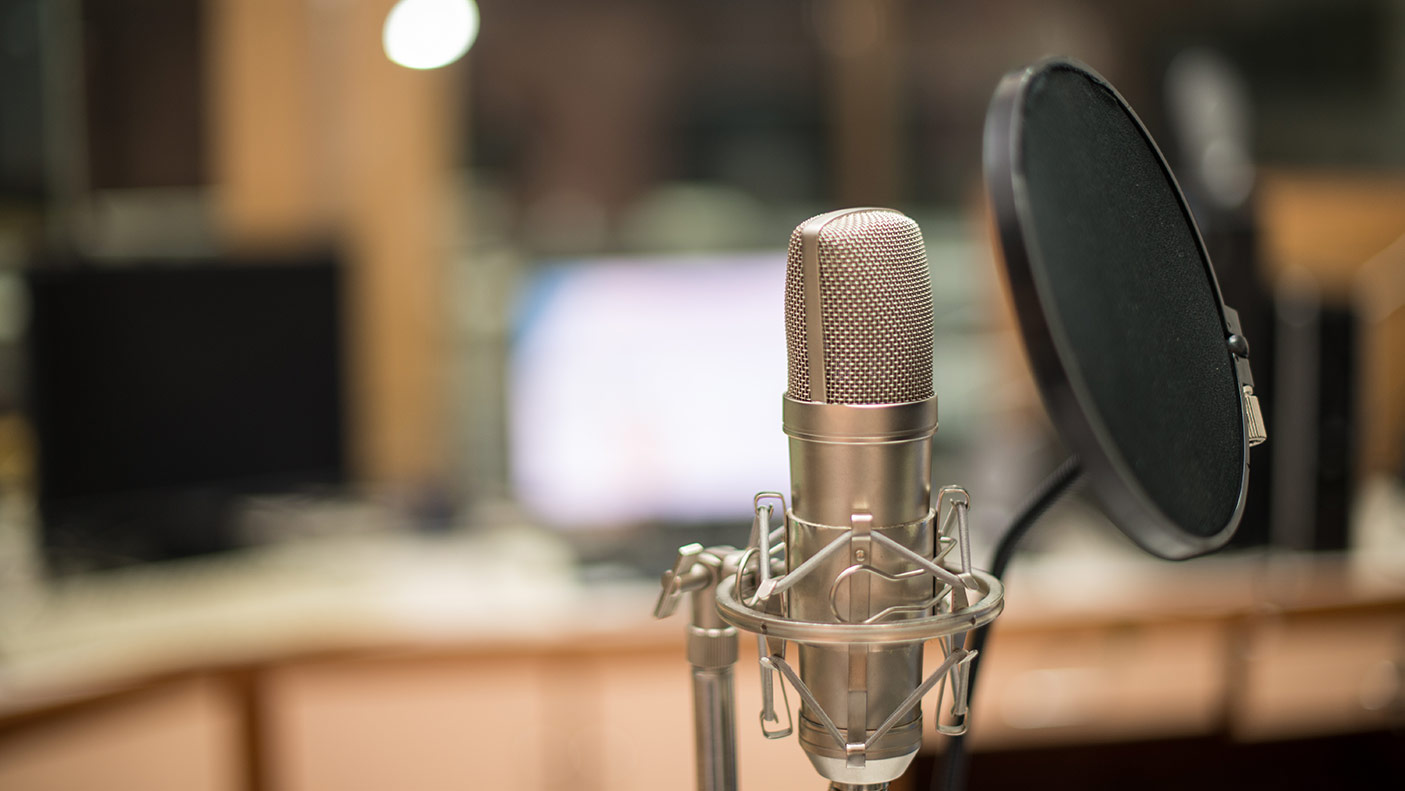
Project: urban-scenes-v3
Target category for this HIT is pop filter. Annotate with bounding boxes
[983,58,1266,560]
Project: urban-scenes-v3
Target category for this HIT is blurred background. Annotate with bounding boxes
[0,0,1403,789]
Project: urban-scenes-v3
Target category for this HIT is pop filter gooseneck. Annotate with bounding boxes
[940,58,1267,791]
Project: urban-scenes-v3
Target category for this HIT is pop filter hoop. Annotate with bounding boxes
[984,58,1266,560]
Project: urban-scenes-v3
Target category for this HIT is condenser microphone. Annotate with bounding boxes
[780,207,939,787]
[659,57,1262,791]
[661,208,1002,791]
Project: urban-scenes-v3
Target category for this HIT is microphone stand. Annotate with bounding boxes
[656,544,742,791]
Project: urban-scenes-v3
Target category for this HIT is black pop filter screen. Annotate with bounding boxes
[1015,65,1243,541]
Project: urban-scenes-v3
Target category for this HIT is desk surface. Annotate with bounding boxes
[2,479,1404,737]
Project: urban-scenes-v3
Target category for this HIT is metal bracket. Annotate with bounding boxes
[715,484,1000,772]
[655,543,706,619]
[751,494,794,739]
[1242,385,1267,447]
[762,646,974,758]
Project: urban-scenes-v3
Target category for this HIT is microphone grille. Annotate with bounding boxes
[785,209,934,404]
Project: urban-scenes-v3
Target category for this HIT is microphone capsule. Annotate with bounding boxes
[785,208,934,405]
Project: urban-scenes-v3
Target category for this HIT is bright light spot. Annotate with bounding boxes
[382,0,478,70]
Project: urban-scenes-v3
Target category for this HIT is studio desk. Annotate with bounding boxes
[2,510,1403,791]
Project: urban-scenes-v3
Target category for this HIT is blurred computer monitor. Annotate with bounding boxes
[509,253,789,532]
[26,257,346,572]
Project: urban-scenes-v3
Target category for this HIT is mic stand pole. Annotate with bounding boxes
[656,543,742,791]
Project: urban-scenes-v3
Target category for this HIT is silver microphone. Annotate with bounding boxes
[659,208,1001,791]
[781,207,939,786]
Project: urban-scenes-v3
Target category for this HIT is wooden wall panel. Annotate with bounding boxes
[0,677,243,791]
[263,656,546,791]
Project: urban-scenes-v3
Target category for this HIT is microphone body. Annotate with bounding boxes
[782,208,937,785]
[665,207,998,791]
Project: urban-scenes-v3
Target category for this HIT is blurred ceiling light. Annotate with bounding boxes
[382,0,479,70]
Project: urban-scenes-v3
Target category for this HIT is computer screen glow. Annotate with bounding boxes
[509,253,789,529]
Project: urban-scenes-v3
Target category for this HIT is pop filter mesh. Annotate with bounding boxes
[1020,65,1242,538]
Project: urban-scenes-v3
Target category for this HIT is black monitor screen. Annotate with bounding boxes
[26,259,346,564]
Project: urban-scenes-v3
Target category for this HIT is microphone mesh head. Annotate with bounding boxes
[785,209,934,404]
